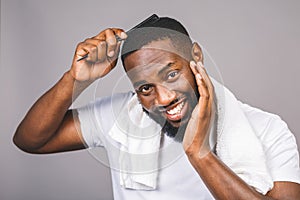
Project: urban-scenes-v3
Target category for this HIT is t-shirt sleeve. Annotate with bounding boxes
[77,101,104,148]
[264,115,300,184]
[76,92,134,148]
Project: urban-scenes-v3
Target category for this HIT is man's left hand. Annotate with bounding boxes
[183,61,215,159]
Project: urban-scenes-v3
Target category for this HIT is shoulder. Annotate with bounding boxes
[77,91,134,117]
[90,91,135,114]
[94,91,135,108]
[238,101,289,140]
[239,101,300,183]
[238,102,298,153]
[76,91,135,147]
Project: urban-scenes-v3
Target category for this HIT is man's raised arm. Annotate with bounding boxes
[13,28,127,154]
[184,60,300,200]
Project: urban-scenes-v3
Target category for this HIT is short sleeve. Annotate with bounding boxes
[76,92,134,148]
[77,101,105,148]
[264,116,300,184]
[240,102,300,185]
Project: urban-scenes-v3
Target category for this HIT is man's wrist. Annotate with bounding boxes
[187,148,213,167]
[64,70,93,88]
[59,71,92,100]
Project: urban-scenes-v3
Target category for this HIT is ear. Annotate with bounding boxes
[191,42,203,63]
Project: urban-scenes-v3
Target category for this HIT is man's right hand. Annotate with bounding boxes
[70,28,127,82]
[13,28,127,153]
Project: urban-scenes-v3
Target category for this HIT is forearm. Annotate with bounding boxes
[13,71,91,151]
[185,60,297,200]
[188,152,275,200]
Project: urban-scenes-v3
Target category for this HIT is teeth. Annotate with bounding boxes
[166,102,184,115]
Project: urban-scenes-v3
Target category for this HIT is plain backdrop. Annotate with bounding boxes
[1,0,299,200]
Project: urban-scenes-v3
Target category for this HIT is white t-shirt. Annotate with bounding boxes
[77,92,300,200]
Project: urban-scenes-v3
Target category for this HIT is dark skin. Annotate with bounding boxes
[13,28,300,199]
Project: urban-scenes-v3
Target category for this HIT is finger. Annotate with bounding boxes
[78,42,98,62]
[93,28,116,57]
[112,28,127,40]
[198,63,212,86]
[197,62,214,99]
[75,42,89,62]
[84,38,104,60]
[93,28,126,58]
[196,73,209,117]
[189,60,199,75]
[87,36,108,62]
[97,40,107,62]
[104,29,118,57]
[94,28,126,40]
[197,73,209,101]
[75,42,97,62]
[190,61,209,100]
[111,29,127,58]
[108,40,121,63]
[197,63,216,114]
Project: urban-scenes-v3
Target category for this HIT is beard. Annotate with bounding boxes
[143,108,189,142]
[161,120,188,142]
[142,95,196,142]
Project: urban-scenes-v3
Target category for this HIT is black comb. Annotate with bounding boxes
[77,14,160,62]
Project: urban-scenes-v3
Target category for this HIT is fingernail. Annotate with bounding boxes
[190,60,196,67]
[120,32,127,39]
[197,61,204,67]
[196,73,202,79]
[108,51,114,57]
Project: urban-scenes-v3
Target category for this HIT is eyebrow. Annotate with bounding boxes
[133,80,147,89]
[133,62,175,89]
[158,62,175,76]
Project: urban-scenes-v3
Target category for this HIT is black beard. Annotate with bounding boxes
[140,90,199,143]
[142,108,188,142]
[162,120,188,142]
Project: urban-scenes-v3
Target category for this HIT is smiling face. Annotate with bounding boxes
[124,38,200,139]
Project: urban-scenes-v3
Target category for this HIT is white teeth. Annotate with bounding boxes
[166,102,184,115]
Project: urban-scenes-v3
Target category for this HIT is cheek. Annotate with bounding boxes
[138,95,154,111]
[176,73,197,94]
[178,73,198,103]
[183,71,197,92]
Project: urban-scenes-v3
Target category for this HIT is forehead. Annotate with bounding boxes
[124,39,189,74]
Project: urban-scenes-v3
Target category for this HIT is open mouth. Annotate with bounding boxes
[164,99,188,122]
[166,101,185,115]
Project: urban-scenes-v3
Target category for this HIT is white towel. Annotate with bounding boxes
[213,79,273,194]
[108,94,162,190]
[108,78,273,194]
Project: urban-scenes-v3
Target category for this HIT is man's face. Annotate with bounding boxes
[124,39,199,135]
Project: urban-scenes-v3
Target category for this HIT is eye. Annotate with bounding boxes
[137,84,153,95]
[167,71,179,80]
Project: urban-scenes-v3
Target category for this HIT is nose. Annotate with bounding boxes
[154,84,176,107]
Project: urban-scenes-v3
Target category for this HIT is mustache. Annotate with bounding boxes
[142,107,188,143]
[153,95,186,113]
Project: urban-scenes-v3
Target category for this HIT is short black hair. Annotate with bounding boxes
[121,15,193,68]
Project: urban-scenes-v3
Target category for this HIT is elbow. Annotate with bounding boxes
[13,128,26,151]
[13,133,34,154]
[13,128,44,154]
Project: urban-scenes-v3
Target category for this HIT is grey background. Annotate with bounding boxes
[1,0,299,199]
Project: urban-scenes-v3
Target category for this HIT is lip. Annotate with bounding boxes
[163,98,188,122]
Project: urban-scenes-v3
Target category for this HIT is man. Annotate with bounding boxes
[13,14,300,199]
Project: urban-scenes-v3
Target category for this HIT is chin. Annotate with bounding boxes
[143,109,186,142]
[169,116,189,127]
[163,120,188,143]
